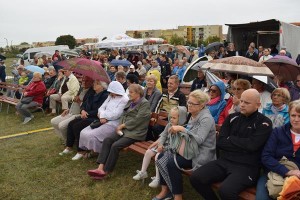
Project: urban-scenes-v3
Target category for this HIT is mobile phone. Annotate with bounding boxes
[150,147,158,153]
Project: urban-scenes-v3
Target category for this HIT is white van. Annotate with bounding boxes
[19,45,69,66]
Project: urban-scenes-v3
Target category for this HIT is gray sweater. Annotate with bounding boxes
[183,107,216,170]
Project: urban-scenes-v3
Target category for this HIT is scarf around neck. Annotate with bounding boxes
[207,96,221,106]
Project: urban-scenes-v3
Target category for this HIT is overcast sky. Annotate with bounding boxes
[0,0,299,47]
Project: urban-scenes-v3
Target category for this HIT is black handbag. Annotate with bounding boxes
[21,96,34,104]
[90,120,102,129]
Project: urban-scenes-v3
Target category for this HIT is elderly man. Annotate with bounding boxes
[149,75,186,140]
[48,69,80,115]
[245,45,259,61]
[280,46,292,58]
[190,89,273,200]
[136,61,147,77]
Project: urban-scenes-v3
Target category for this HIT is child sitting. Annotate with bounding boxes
[18,72,28,85]
[133,106,187,188]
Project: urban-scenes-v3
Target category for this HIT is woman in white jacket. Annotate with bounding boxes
[79,81,129,154]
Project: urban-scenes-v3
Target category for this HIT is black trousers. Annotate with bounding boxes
[190,158,259,200]
[97,134,137,172]
[66,117,93,151]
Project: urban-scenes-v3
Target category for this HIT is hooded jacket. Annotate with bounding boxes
[207,81,227,123]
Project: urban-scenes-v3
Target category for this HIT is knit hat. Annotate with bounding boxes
[107,81,126,96]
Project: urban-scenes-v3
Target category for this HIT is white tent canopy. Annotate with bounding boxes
[96,33,143,48]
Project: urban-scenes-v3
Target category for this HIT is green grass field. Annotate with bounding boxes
[0,59,201,200]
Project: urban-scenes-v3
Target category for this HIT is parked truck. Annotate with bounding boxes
[226,19,300,58]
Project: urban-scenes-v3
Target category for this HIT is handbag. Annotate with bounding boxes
[90,120,102,129]
[21,96,34,104]
[267,156,299,199]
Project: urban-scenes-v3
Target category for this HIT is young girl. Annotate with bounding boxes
[133,106,187,188]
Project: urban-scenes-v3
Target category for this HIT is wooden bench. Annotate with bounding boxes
[0,82,44,114]
[127,111,256,200]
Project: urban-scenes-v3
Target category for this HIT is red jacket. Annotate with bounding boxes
[218,97,233,125]
[25,80,46,105]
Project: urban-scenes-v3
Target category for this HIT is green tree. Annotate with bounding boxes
[204,36,221,45]
[169,34,185,45]
[20,42,29,45]
[55,35,76,49]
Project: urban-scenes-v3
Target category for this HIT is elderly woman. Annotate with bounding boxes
[256,100,300,199]
[59,80,109,160]
[15,72,46,124]
[207,81,226,124]
[262,88,290,128]
[87,84,151,179]
[78,81,129,154]
[153,90,216,200]
[50,77,94,142]
[144,75,162,112]
[218,79,251,125]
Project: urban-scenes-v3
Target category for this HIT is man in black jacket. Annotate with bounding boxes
[190,89,272,200]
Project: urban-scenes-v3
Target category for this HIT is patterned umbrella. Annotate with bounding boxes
[264,55,300,81]
[175,45,190,56]
[56,58,110,83]
[202,56,274,76]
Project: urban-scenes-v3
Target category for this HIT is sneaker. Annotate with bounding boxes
[71,153,84,160]
[22,117,33,124]
[59,148,72,156]
[149,177,160,188]
[133,170,148,180]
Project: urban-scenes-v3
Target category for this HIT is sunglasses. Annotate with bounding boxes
[209,89,218,93]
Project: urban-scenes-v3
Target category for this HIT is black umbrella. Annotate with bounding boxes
[0,54,6,60]
[205,42,224,54]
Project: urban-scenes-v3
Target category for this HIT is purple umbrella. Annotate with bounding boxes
[56,58,111,83]
[264,55,300,81]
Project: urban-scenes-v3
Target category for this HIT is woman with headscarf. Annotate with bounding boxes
[87,84,151,179]
[79,81,129,154]
[207,81,227,123]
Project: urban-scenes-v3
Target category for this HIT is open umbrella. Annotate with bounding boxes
[175,45,190,56]
[202,56,274,76]
[25,65,45,75]
[0,54,6,60]
[205,42,224,54]
[182,56,208,82]
[110,59,132,67]
[56,58,110,83]
[264,55,300,81]
[252,75,277,93]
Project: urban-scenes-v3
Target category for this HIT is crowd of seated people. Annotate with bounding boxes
[3,47,300,199]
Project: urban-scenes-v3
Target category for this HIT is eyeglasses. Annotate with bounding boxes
[208,89,218,93]
[272,93,283,98]
[232,87,243,91]
[187,101,200,106]
[296,80,300,82]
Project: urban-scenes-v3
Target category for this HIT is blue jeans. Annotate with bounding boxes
[256,173,272,200]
